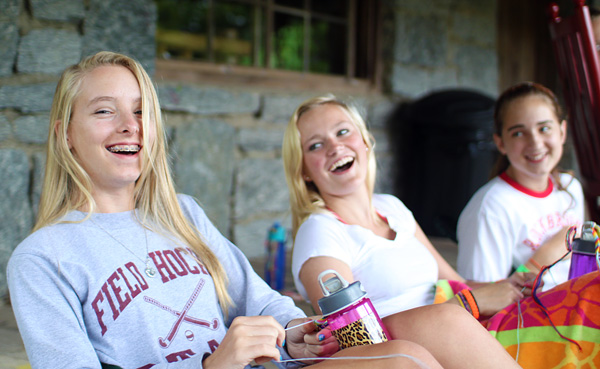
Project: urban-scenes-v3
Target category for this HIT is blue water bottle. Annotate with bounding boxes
[265,222,287,291]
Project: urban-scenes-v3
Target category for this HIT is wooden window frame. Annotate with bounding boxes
[154,0,383,93]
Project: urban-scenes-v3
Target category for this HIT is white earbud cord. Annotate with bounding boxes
[276,354,431,368]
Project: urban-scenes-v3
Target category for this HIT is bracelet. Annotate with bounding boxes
[456,289,480,320]
[455,291,473,315]
[462,289,480,320]
[528,258,543,271]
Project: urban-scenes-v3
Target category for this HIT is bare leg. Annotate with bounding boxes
[309,340,443,369]
[383,304,520,369]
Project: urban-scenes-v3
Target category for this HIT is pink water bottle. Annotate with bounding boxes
[568,222,599,280]
[317,270,390,349]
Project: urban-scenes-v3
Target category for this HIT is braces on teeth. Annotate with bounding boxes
[108,145,140,153]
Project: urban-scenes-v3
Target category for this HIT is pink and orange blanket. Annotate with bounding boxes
[435,271,600,368]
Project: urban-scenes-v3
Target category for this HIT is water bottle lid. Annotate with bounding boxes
[571,238,597,255]
[268,222,286,242]
[317,269,367,316]
[581,221,596,241]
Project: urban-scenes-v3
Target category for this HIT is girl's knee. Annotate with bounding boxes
[374,340,438,368]
[337,340,435,368]
[379,339,425,354]
[383,303,480,340]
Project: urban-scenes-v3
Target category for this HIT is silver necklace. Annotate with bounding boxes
[91,219,157,278]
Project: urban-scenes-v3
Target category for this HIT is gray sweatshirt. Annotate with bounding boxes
[7,194,305,368]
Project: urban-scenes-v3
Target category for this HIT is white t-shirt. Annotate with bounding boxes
[456,172,584,290]
[292,194,439,318]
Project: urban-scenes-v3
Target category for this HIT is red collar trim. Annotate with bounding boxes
[326,207,348,224]
[499,172,553,198]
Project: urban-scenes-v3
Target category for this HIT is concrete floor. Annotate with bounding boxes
[0,237,458,369]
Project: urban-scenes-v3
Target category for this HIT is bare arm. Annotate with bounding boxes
[298,256,355,314]
[527,226,571,270]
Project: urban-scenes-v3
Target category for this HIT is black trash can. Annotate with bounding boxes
[392,89,497,241]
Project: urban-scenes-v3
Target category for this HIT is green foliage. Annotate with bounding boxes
[310,21,331,74]
[273,23,304,71]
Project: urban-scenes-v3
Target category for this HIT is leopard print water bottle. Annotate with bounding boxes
[317,269,390,349]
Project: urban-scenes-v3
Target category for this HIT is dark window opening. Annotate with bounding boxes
[155,0,380,82]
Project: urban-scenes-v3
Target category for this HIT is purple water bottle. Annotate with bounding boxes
[568,221,599,280]
[317,270,390,349]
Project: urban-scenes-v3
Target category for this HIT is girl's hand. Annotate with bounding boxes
[470,281,524,317]
[202,316,285,369]
[284,317,339,364]
[507,270,537,296]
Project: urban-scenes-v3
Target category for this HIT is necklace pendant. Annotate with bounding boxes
[145,266,157,278]
[145,258,156,278]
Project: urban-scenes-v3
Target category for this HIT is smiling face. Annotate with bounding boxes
[297,103,369,199]
[67,65,152,199]
[493,94,566,190]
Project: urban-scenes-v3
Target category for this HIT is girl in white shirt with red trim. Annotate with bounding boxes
[457,82,585,290]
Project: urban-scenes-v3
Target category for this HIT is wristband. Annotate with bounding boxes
[455,291,469,312]
[462,289,480,320]
[456,289,480,320]
[528,258,543,270]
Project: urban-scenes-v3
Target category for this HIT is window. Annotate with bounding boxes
[155,0,381,91]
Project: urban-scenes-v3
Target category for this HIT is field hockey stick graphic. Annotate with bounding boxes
[159,279,205,348]
[144,295,218,329]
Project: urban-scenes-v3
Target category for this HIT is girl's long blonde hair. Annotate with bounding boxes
[282,95,377,239]
[36,51,232,313]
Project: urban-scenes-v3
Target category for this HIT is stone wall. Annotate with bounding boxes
[383,0,498,98]
[0,0,499,298]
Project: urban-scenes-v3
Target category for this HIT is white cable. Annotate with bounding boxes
[276,353,431,368]
[284,319,318,331]
[516,299,522,363]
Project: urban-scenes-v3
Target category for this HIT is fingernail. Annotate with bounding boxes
[280,355,283,361]
[282,339,286,347]
[318,333,325,341]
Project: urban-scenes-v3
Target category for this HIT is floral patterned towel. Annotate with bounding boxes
[487,271,600,369]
